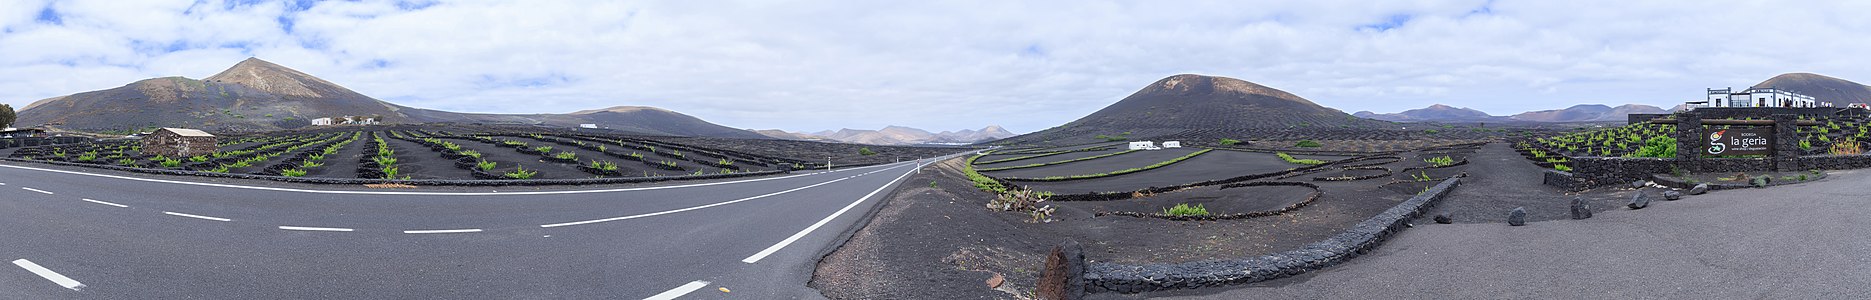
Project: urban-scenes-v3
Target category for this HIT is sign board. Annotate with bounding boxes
[1703,128,1772,157]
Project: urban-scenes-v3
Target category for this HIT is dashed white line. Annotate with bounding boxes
[403,229,482,234]
[80,199,128,208]
[644,281,710,300]
[279,226,355,232]
[0,160,908,196]
[538,164,911,228]
[743,163,920,263]
[11,259,85,291]
[21,187,54,195]
[163,211,231,222]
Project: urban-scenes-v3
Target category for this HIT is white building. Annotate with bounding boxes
[1128,141,1160,150]
[1162,141,1182,148]
[310,118,334,126]
[579,124,599,129]
[1691,87,1825,109]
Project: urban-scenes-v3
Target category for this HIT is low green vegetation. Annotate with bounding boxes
[1218,138,1241,146]
[1277,152,1324,165]
[1161,203,1210,216]
[477,160,498,171]
[505,166,537,179]
[281,169,308,177]
[859,147,877,156]
[976,149,1139,172]
[1423,156,1455,167]
[1019,149,1213,181]
[1294,140,1322,148]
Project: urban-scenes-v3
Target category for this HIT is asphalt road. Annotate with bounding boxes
[0,152,970,299]
[1156,168,1871,299]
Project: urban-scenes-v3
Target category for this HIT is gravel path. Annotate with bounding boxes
[1421,142,1631,223]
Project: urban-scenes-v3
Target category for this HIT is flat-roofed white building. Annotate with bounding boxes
[1691,87,1824,109]
[1162,141,1182,148]
[1128,141,1159,150]
[311,117,333,126]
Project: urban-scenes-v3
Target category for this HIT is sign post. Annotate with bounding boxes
[1702,128,1774,157]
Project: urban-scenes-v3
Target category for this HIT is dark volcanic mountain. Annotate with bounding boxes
[1507,104,1667,122]
[997,74,1387,144]
[17,58,764,138]
[1751,73,1871,105]
[1353,104,1501,122]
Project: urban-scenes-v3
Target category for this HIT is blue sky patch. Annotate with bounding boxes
[1357,14,1413,32]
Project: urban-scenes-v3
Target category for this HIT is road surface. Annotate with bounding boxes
[0,154,963,299]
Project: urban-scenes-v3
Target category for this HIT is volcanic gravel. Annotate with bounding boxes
[981,148,1204,179]
[1015,150,1304,194]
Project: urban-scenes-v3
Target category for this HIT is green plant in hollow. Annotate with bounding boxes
[1294,140,1322,148]
[505,166,536,179]
[1161,203,1210,216]
[374,156,397,166]
[1423,156,1455,167]
[461,150,482,159]
[1277,152,1324,165]
[160,158,182,168]
[858,147,877,156]
[1412,171,1434,182]
[554,152,577,160]
[117,158,136,166]
[281,169,308,177]
[1219,138,1242,146]
[381,166,400,179]
[1554,164,1572,172]
[534,146,554,153]
[300,160,324,168]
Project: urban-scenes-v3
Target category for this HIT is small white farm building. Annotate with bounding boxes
[1690,87,1825,109]
[1162,141,1182,148]
[1128,141,1160,150]
[311,117,334,126]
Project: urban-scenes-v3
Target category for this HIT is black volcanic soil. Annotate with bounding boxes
[1015,150,1309,194]
[973,148,1130,169]
[815,147,1452,298]
[1417,142,1635,223]
[980,148,1203,179]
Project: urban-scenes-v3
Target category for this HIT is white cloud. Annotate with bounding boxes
[1,0,1870,133]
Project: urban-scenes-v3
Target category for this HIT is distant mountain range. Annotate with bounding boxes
[1354,104,1670,123]
[754,125,1016,145]
[17,58,768,138]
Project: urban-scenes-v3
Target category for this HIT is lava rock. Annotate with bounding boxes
[1628,192,1652,209]
[1570,197,1592,219]
[1434,213,1452,224]
[1663,191,1683,201]
[1507,207,1527,226]
[1632,180,1646,188]
[1688,183,1709,195]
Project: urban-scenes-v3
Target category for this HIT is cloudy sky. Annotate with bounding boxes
[2,1,1869,133]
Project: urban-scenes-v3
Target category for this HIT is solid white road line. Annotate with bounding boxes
[80,199,129,208]
[0,160,903,196]
[11,259,85,291]
[539,164,910,228]
[163,211,232,222]
[279,226,355,232]
[742,163,920,263]
[403,229,482,234]
[21,187,54,195]
[644,281,710,300]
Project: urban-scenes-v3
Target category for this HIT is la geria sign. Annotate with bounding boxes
[1704,128,1772,157]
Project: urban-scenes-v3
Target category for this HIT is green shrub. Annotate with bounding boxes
[300,160,323,168]
[281,169,308,177]
[477,160,498,171]
[1277,152,1324,165]
[554,152,577,160]
[1423,156,1455,167]
[461,150,482,159]
[859,147,877,156]
[1219,138,1242,146]
[1161,203,1210,216]
[160,158,182,168]
[1625,136,1677,158]
[1294,140,1322,148]
[535,146,554,153]
[1554,164,1572,172]
[373,156,397,166]
[506,166,537,179]
[380,166,400,179]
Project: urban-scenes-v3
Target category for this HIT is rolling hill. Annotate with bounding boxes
[16,58,766,138]
[1750,73,1871,105]
[996,74,1389,144]
[757,125,1015,145]
[1353,104,1500,122]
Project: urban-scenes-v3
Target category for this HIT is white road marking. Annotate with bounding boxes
[279,226,355,232]
[80,199,128,208]
[0,160,907,196]
[644,281,710,300]
[163,211,231,222]
[538,164,911,228]
[403,229,482,234]
[11,259,85,291]
[21,187,53,195]
[743,163,920,263]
